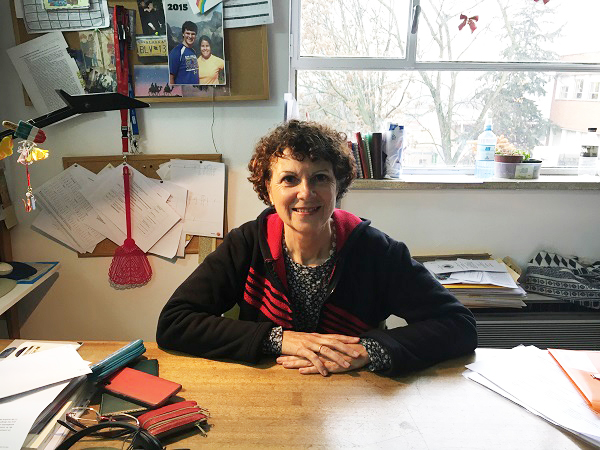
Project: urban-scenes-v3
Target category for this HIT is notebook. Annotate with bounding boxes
[100,359,159,416]
[102,367,181,408]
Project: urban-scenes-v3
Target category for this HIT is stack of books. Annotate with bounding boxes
[423,257,527,308]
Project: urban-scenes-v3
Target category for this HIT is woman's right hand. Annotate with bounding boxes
[280,331,361,376]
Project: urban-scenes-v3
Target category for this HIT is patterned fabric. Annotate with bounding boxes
[360,338,392,371]
[262,326,283,354]
[522,251,600,310]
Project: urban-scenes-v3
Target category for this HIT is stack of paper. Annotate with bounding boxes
[32,160,225,260]
[465,346,600,447]
[424,258,527,308]
[0,345,93,450]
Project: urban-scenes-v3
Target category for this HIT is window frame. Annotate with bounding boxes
[289,0,600,176]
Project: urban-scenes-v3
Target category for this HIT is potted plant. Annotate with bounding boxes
[494,136,523,163]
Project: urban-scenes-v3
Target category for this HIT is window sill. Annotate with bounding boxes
[351,175,600,191]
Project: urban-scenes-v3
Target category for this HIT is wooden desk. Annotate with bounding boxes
[1,341,594,449]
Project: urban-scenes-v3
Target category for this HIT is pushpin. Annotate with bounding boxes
[2,120,46,144]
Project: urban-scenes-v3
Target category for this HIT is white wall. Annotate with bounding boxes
[1,1,599,341]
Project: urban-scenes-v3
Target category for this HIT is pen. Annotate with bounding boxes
[0,347,16,358]
[15,346,29,357]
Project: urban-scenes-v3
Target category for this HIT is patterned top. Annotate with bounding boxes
[261,229,391,372]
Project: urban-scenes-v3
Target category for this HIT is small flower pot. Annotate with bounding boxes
[494,154,523,163]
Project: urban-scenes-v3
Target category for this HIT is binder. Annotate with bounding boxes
[548,348,600,412]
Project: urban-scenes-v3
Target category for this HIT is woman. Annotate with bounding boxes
[197,35,225,85]
[157,120,477,376]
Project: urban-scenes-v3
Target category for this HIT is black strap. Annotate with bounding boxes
[55,422,163,450]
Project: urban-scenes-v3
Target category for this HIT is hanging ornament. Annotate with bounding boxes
[0,136,13,160]
[459,14,479,33]
[16,140,49,212]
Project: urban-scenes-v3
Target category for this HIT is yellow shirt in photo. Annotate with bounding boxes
[198,54,225,85]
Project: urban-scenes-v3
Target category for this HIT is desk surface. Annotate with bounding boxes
[1,340,594,449]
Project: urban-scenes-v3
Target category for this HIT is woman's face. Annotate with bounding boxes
[200,40,212,59]
[266,149,337,236]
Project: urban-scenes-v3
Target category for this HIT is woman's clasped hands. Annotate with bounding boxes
[277,331,370,376]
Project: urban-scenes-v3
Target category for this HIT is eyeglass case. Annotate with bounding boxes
[89,339,146,382]
[138,401,209,439]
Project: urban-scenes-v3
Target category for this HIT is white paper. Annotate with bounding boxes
[147,179,188,259]
[0,346,91,400]
[0,381,69,450]
[189,0,222,15]
[6,32,85,115]
[2,341,82,361]
[465,346,600,439]
[32,208,83,253]
[22,0,110,33]
[549,349,599,373]
[169,160,225,238]
[34,165,104,253]
[223,0,273,29]
[14,0,24,18]
[82,165,181,253]
[424,259,506,274]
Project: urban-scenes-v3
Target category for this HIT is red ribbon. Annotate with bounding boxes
[458,14,478,33]
[534,0,550,4]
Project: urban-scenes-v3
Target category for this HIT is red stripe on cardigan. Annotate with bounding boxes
[319,317,358,336]
[243,291,292,328]
[248,268,291,313]
[245,283,292,322]
[323,303,371,332]
[320,310,363,336]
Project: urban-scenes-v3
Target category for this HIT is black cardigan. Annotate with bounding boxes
[156,207,477,376]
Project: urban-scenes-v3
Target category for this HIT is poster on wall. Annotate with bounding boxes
[164,1,226,86]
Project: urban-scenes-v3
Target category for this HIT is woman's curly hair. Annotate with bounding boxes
[248,120,357,205]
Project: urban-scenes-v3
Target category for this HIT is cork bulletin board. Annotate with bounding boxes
[9,1,269,103]
[62,154,226,257]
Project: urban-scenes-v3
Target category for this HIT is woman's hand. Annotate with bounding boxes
[277,343,370,375]
[280,331,362,376]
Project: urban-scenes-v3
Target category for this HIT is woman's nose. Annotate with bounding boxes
[297,179,314,198]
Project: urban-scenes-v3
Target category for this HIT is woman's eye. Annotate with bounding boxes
[314,174,329,182]
[281,175,297,184]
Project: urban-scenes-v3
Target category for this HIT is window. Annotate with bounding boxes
[290,0,600,172]
[590,82,600,100]
[575,79,584,99]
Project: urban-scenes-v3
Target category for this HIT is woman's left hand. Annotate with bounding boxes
[276,343,370,375]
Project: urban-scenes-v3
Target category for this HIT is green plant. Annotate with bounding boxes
[519,149,531,161]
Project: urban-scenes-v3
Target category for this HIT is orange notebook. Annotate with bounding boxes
[103,367,182,408]
[548,348,600,413]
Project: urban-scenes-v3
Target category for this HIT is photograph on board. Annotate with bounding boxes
[137,0,166,36]
[164,1,225,86]
[134,65,183,97]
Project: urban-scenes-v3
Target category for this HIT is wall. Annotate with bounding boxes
[1,1,599,341]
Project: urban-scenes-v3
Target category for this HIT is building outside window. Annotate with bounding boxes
[289,0,600,173]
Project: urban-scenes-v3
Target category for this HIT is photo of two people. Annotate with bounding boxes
[165,2,225,86]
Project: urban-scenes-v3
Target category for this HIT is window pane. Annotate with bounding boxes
[300,0,409,58]
[418,0,600,63]
[297,70,587,168]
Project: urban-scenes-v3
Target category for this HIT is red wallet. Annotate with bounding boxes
[103,367,182,408]
[138,400,209,438]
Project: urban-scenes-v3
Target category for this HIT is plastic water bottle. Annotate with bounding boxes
[474,117,497,179]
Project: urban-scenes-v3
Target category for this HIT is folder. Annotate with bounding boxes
[548,348,600,413]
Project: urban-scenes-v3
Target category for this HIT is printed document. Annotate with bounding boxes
[168,160,225,238]
[34,164,104,253]
[0,380,70,450]
[424,259,506,274]
[6,32,85,115]
[222,0,273,28]
[81,165,181,253]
